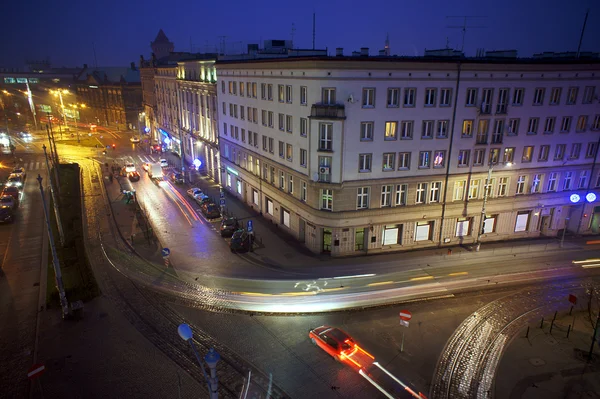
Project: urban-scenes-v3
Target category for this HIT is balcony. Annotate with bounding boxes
[310,103,346,120]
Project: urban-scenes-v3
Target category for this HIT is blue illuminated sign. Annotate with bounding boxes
[586,193,597,203]
[570,194,581,203]
[226,166,239,176]
[163,137,171,144]
[193,159,202,168]
[144,127,150,133]
[159,128,169,137]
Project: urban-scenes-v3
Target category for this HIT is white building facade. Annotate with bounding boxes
[154,65,181,154]
[216,55,600,256]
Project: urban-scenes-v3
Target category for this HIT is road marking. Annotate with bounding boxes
[367,281,395,287]
[321,287,346,293]
[236,292,273,297]
[279,291,316,296]
[330,273,376,280]
[448,271,469,276]
[410,276,435,281]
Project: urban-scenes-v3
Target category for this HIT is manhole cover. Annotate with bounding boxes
[529,358,546,366]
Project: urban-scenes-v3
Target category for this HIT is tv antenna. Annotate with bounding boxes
[446,16,487,52]
[291,23,296,48]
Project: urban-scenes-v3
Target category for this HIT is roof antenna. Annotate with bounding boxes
[446,16,487,53]
[92,42,98,68]
[312,12,316,50]
[576,9,590,59]
[291,23,296,49]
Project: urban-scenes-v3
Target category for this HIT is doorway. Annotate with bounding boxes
[355,228,366,251]
[298,219,306,243]
[323,228,332,253]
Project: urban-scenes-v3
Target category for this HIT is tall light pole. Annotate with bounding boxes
[51,89,69,133]
[25,81,38,130]
[37,174,70,319]
[177,324,220,398]
[43,144,65,246]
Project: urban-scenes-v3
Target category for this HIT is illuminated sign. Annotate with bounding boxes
[163,137,171,144]
[89,85,98,89]
[193,159,202,168]
[4,78,15,83]
[570,194,581,203]
[226,166,238,176]
[144,127,150,133]
[16,78,27,83]
[38,104,52,113]
[586,193,597,203]
[28,78,39,83]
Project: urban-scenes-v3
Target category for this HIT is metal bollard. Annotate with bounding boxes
[567,324,571,338]
[525,326,530,338]
[540,317,544,328]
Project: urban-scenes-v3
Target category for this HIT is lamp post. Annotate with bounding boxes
[37,174,70,319]
[42,144,65,246]
[177,324,220,399]
[51,89,69,134]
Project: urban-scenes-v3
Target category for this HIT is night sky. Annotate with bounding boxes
[2,0,598,69]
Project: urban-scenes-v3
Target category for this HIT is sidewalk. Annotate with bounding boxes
[159,151,595,271]
[496,306,600,399]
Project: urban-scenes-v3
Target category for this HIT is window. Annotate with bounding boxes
[382,224,402,245]
[453,180,466,201]
[592,114,600,130]
[382,153,395,171]
[398,152,410,170]
[300,86,307,105]
[260,83,266,99]
[586,142,598,159]
[261,109,267,126]
[357,187,370,209]
[268,138,274,153]
[240,106,245,120]
[560,116,572,133]
[359,154,372,172]
[433,151,445,168]
[286,115,293,133]
[223,122,227,136]
[321,189,333,210]
[544,117,555,134]
[381,185,392,207]
[538,145,549,161]
[286,144,293,161]
[239,82,245,97]
[247,132,252,146]
[527,118,539,135]
[596,172,600,188]
[496,88,508,113]
[476,119,489,143]
[270,166,275,184]
[221,80,225,93]
[422,120,434,139]
[533,88,545,105]
[301,181,307,201]
[503,147,514,163]
[416,183,428,204]
[267,84,273,100]
[462,120,473,137]
[429,182,441,203]
[424,88,437,106]
[468,180,480,199]
[547,172,558,192]
[481,89,493,113]
[440,88,452,107]
[278,85,284,102]
[567,87,578,105]
[531,174,542,193]
[387,88,400,107]
[403,88,416,107]
[222,101,227,115]
[550,87,561,105]
[385,121,397,140]
[554,144,566,160]
[400,121,413,139]
[458,150,470,167]
[578,171,589,189]
[515,211,530,232]
[436,120,449,138]
[241,129,246,143]
[473,149,485,166]
[285,85,292,103]
[278,141,284,158]
[319,123,332,150]
[522,146,534,162]
[516,175,526,194]
[570,143,581,159]
[507,118,519,135]
[395,184,407,206]
[278,113,284,130]
[362,88,375,107]
[300,149,307,167]
[563,171,573,190]
[419,151,431,168]
[361,122,374,141]
[466,88,478,106]
[489,148,500,165]
[583,86,596,104]
[497,177,508,197]
[492,119,504,143]
[262,135,267,151]
[300,118,307,137]
[512,88,524,105]
[576,115,588,132]
[288,174,294,193]
[322,88,336,104]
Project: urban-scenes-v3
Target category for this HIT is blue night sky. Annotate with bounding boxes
[2,0,599,68]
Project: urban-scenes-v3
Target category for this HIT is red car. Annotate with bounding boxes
[1,186,20,201]
[309,326,374,369]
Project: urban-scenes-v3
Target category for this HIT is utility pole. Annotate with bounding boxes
[312,13,316,50]
[43,144,65,247]
[45,124,61,194]
[446,16,487,53]
[576,9,590,59]
[37,174,70,319]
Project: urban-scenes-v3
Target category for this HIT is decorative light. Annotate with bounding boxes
[144,127,150,133]
[193,159,201,168]
[163,137,171,144]
[586,193,597,203]
[570,194,581,203]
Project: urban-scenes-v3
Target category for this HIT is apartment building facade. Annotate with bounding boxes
[216,55,600,256]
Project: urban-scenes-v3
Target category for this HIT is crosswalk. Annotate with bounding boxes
[12,161,46,172]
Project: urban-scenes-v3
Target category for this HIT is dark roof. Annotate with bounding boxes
[77,66,140,84]
[153,29,170,44]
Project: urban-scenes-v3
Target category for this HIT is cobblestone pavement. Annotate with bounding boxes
[429,281,596,399]
[76,157,290,398]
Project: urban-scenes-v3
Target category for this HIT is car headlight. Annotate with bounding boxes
[16,182,22,187]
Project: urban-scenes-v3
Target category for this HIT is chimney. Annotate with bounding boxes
[379,50,386,56]
[130,62,136,70]
[335,48,343,56]
[360,47,369,56]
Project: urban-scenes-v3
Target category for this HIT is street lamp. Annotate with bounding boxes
[177,323,220,399]
[475,161,512,252]
[51,89,69,132]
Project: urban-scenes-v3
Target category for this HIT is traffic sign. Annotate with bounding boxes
[399,319,410,328]
[27,363,46,380]
[247,220,253,233]
[399,310,412,321]
[161,248,171,258]
[219,198,225,206]
[568,294,577,305]
[219,189,224,199]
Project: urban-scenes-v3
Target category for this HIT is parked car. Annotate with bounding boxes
[169,172,184,184]
[195,194,212,206]
[11,167,26,179]
[1,186,20,201]
[129,137,140,143]
[141,162,151,172]
[220,217,240,237]
[0,207,14,224]
[125,163,136,173]
[0,195,17,209]
[128,171,141,182]
[229,229,250,252]
[200,202,221,219]
[160,159,169,168]
[6,173,24,189]
[187,187,204,199]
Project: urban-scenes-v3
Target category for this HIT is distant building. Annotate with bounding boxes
[151,29,175,60]
[216,48,600,256]
[75,63,142,130]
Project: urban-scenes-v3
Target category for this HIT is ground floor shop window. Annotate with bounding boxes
[282,208,290,228]
[355,228,366,251]
[236,179,242,195]
[455,218,471,237]
[415,221,433,241]
[227,173,231,187]
[382,225,402,245]
[266,198,274,215]
[483,214,497,234]
[515,211,530,232]
[323,228,332,253]
[253,189,259,205]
